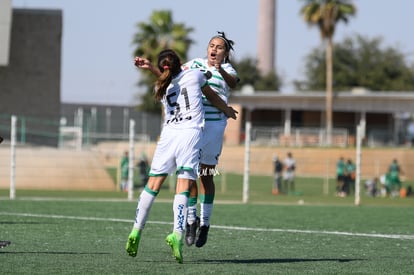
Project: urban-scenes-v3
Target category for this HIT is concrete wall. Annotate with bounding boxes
[97,142,414,181]
[0,142,412,191]
[0,9,62,145]
[0,147,115,191]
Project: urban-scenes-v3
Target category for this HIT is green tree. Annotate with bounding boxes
[233,57,282,91]
[132,10,194,112]
[298,35,414,91]
[300,0,356,144]
[256,70,282,91]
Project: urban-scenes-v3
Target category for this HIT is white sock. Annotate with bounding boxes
[187,205,197,224]
[173,194,188,237]
[200,203,213,227]
[133,189,156,229]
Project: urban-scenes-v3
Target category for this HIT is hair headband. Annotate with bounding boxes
[212,31,233,51]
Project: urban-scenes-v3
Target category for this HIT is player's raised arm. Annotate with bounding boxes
[214,62,238,88]
[134,57,161,77]
[201,85,238,120]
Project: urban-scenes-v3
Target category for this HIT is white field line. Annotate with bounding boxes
[1,211,414,240]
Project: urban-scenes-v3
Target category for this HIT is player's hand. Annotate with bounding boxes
[214,62,222,71]
[134,57,162,76]
[134,57,152,70]
[224,106,238,120]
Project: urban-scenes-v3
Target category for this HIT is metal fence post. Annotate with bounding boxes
[127,119,135,201]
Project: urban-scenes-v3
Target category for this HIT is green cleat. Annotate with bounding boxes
[126,229,140,257]
[165,233,183,264]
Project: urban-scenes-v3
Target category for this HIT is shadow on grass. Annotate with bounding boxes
[201,258,365,264]
[0,251,111,255]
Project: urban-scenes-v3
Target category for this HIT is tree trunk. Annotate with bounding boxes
[325,37,333,146]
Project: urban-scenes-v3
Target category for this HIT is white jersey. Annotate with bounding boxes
[149,69,208,179]
[284,157,296,172]
[182,58,238,121]
[283,157,296,181]
[161,69,208,129]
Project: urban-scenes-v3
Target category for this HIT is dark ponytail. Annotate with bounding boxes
[154,49,182,101]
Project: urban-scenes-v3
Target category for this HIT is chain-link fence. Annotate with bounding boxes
[0,105,162,149]
[1,112,413,201]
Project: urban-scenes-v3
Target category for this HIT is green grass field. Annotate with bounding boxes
[1,174,413,274]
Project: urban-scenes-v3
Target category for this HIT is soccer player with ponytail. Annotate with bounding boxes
[182,32,239,248]
[134,32,239,248]
[126,49,237,263]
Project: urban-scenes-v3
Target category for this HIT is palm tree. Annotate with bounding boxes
[300,0,356,145]
[132,10,194,112]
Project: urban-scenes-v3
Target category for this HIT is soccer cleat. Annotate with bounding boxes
[0,240,11,248]
[125,229,140,257]
[195,225,210,248]
[185,216,200,246]
[165,233,183,264]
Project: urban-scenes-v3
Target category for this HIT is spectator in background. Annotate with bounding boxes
[343,158,356,196]
[407,122,414,146]
[336,157,346,197]
[406,185,413,197]
[137,153,149,188]
[388,159,402,176]
[365,177,379,197]
[272,155,283,195]
[387,159,403,196]
[379,174,388,197]
[120,151,129,191]
[283,152,296,194]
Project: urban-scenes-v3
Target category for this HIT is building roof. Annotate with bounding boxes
[229,91,414,113]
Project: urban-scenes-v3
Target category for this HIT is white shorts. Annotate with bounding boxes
[284,171,295,181]
[199,120,227,166]
[149,127,203,180]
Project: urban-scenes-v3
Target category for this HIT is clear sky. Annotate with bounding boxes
[12,0,414,105]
